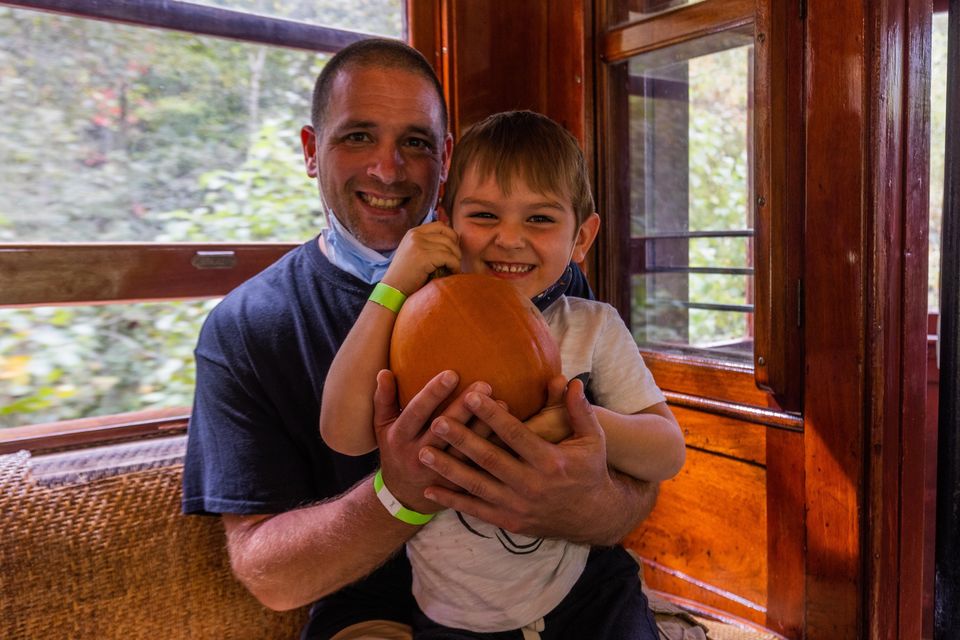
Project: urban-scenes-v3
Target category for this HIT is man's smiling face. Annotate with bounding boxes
[309,64,450,252]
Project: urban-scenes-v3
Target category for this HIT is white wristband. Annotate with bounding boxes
[373,469,434,525]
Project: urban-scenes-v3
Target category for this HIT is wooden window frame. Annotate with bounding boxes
[0,0,425,452]
[595,0,804,418]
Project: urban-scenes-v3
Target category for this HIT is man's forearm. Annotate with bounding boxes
[576,472,659,546]
[223,476,419,611]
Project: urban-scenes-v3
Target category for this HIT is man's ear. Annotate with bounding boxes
[301,125,318,178]
[571,213,601,263]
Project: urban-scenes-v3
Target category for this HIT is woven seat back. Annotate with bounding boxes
[0,447,306,639]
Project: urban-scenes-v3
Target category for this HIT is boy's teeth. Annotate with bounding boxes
[362,194,404,209]
[490,263,533,274]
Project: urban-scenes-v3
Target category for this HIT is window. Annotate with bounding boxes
[930,10,949,315]
[627,30,755,361]
[598,0,803,411]
[0,1,405,438]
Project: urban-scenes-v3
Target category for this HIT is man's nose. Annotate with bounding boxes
[367,143,405,184]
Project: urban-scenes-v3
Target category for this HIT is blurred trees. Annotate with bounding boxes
[0,2,400,427]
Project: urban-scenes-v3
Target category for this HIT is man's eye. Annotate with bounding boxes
[406,138,433,149]
[344,132,370,143]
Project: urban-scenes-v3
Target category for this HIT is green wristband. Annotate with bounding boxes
[373,469,434,525]
[369,282,406,313]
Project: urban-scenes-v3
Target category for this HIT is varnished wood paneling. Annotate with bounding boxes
[765,427,805,638]
[672,405,766,465]
[804,1,867,635]
[407,0,443,76]
[625,446,767,625]
[644,351,781,409]
[0,244,293,306]
[602,0,754,63]
[752,0,805,412]
[0,407,188,454]
[1,0,365,52]
[441,0,588,145]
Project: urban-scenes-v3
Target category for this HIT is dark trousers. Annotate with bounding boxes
[412,546,660,640]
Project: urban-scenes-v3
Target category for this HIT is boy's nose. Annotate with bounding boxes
[367,144,405,184]
[494,227,526,250]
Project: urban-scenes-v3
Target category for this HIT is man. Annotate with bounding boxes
[182,37,658,639]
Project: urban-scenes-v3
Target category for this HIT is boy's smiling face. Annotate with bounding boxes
[449,166,599,300]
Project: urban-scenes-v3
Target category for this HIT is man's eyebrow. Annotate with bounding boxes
[333,120,440,142]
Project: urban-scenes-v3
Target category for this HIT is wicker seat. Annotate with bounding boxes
[0,438,306,640]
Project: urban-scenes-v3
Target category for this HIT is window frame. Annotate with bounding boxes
[0,0,418,451]
[595,0,804,417]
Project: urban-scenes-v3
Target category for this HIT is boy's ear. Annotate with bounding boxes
[571,213,601,263]
[437,204,452,225]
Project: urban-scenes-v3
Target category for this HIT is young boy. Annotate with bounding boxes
[320,110,685,638]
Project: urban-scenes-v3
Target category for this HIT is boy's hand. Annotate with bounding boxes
[382,222,460,295]
[523,375,573,443]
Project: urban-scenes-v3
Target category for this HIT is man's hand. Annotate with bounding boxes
[417,378,656,545]
[373,368,491,514]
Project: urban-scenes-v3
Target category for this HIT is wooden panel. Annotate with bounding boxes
[624,446,767,625]
[672,405,766,465]
[752,0,805,411]
[1,0,365,52]
[602,0,754,63]
[804,0,867,635]
[892,2,936,638]
[0,244,293,306]
[0,408,188,454]
[645,350,783,409]
[445,0,548,137]
[765,427,805,638]
[407,0,443,75]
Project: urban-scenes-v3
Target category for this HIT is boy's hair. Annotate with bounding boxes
[441,110,595,227]
[311,38,447,134]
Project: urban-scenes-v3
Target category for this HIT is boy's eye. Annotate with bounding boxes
[466,211,497,220]
[529,214,556,224]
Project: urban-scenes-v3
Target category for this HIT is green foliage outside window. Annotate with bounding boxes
[0,2,400,428]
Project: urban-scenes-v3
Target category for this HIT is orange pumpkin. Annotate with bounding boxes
[390,273,562,420]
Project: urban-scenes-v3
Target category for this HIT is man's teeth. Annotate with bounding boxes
[361,194,404,209]
[490,263,533,274]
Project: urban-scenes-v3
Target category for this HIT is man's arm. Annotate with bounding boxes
[223,370,484,611]
[418,378,659,546]
[222,482,417,611]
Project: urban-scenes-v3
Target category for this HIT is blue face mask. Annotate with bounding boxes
[320,209,437,284]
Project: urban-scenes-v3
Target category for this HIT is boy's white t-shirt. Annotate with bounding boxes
[406,295,666,632]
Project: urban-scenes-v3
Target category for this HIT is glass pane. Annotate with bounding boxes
[191,0,404,37]
[625,30,754,361]
[930,11,949,314]
[0,6,332,243]
[0,301,217,429]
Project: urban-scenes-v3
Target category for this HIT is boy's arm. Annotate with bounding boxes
[320,301,398,454]
[595,402,686,482]
[319,222,460,455]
